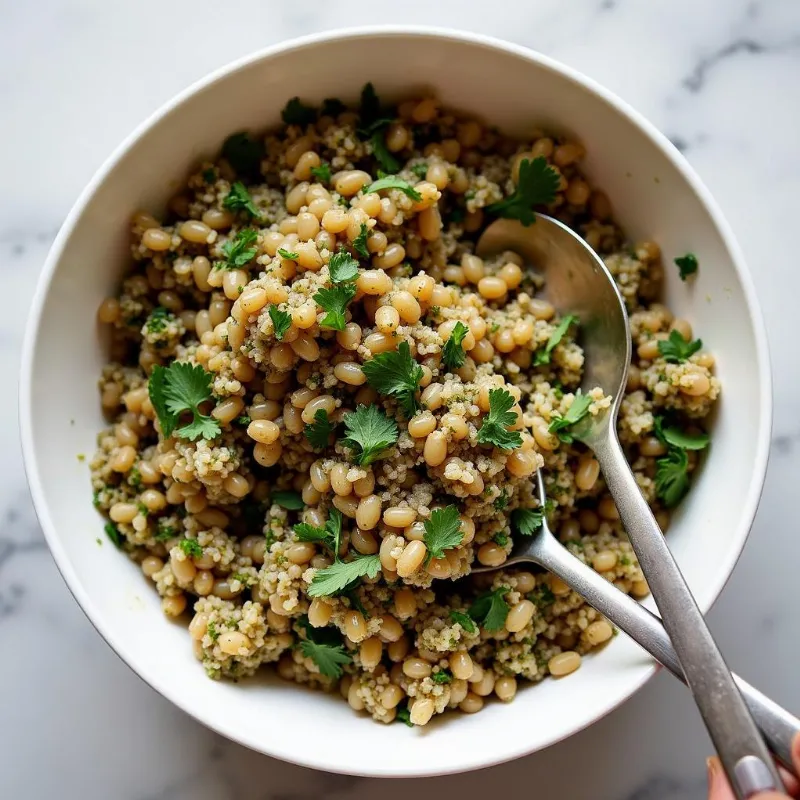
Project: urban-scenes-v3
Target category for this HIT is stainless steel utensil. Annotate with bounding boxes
[477,214,789,797]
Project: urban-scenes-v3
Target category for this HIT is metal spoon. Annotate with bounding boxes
[476,215,792,797]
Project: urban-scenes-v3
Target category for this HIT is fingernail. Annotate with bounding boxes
[706,757,720,787]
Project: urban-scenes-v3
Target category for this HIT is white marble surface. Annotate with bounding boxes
[3,1,800,797]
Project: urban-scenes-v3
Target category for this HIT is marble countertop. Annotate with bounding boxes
[3,1,799,798]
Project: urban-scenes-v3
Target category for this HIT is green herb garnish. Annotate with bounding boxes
[282,97,317,126]
[179,538,203,558]
[361,340,424,418]
[449,609,477,634]
[314,283,357,331]
[468,587,510,632]
[222,181,260,219]
[277,247,299,260]
[423,505,463,560]
[476,388,523,450]
[548,391,592,444]
[328,250,360,283]
[308,554,382,597]
[305,409,336,450]
[104,522,123,548]
[432,670,452,685]
[148,362,221,441]
[145,306,171,334]
[535,314,578,366]
[511,508,545,536]
[654,416,710,451]
[411,162,428,180]
[268,305,292,341]
[674,253,699,280]
[657,330,702,363]
[271,491,304,510]
[486,156,560,226]
[295,508,342,556]
[364,175,422,202]
[352,223,370,259]
[310,163,332,183]
[654,448,691,508]
[298,623,352,679]
[341,405,399,466]
[216,228,259,270]
[441,321,469,371]
[221,132,264,180]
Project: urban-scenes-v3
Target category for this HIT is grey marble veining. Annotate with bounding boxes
[2,1,799,798]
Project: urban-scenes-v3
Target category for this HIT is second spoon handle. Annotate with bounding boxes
[535,530,800,776]
[590,430,782,797]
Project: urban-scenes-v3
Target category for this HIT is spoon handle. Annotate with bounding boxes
[535,531,800,776]
[590,429,783,798]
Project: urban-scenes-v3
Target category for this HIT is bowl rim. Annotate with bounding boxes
[19,24,773,778]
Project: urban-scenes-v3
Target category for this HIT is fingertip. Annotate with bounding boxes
[793,731,800,770]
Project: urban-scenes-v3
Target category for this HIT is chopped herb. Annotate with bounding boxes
[128,467,142,489]
[352,223,370,259]
[364,175,422,202]
[476,388,523,450]
[449,609,477,634]
[216,228,258,270]
[469,587,510,632]
[654,416,710,451]
[359,82,384,129]
[328,250,360,283]
[237,415,251,426]
[535,314,578,366]
[309,163,332,183]
[308,553,381,597]
[321,98,346,117]
[206,620,220,642]
[341,405,399,466]
[277,247,299,260]
[179,538,203,558]
[432,670,452,685]
[221,132,264,180]
[268,305,292,341]
[658,330,702,363]
[362,340,424,418]
[202,168,217,183]
[104,522,123,548]
[155,523,176,542]
[410,162,428,179]
[396,704,414,727]
[675,253,699,280]
[148,362,221,441]
[136,502,149,517]
[281,97,317,126]
[271,491,305,510]
[654,447,691,508]
[222,181,260,219]
[295,508,342,557]
[441,321,469,371]
[448,207,466,224]
[314,283,357,331]
[619,555,632,566]
[423,505,463,561]
[511,508,545,536]
[486,156,560,226]
[494,532,509,546]
[304,409,335,450]
[299,633,352,679]
[145,306,171,334]
[548,391,592,444]
[530,583,555,609]
[370,131,400,174]
[493,490,509,510]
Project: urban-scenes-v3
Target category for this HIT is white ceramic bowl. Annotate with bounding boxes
[21,27,771,778]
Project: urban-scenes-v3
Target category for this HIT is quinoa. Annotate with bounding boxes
[91,87,719,727]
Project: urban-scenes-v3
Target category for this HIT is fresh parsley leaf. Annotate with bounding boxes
[296,509,342,558]
[423,505,463,560]
[309,163,332,183]
[364,175,422,202]
[359,82,383,128]
[548,391,592,444]
[486,156,560,226]
[179,538,203,558]
[449,609,477,634]
[352,223,370,259]
[511,508,544,536]
[328,250,360,283]
[221,132,264,180]
[441,321,469,371]
[155,523,176,542]
[202,168,217,184]
[410,162,428,179]
[148,362,221,441]
[530,583,555,609]
[308,554,382,597]
[675,253,699,280]
[535,314,578,366]
[654,416,710,451]
[655,447,691,508]
[476,388,523,450]
[104,522,123,548]
[396,704,414,727]
[294,523,328,543]
[432,670,452,684]
[282,97,317,126]
[314,283,357,331]
[370,131,400,174]
[299,633,352,679]
[145,306,171,334]
[493,490,509,510]
[237,415,251,426]
[216,228,259,270]
[657,330,702,363]
[362,341,423,418]
[321,98,346,117]
[222,181,260,218]
[341,405,399,466]
[271,491,304,510]
[268,305,292,340]
[305,409,335,450]
[469,587,510,632]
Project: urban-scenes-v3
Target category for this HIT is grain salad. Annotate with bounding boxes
[91,84,719,727]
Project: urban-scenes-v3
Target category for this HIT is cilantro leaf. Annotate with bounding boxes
[441,321,470,371]
[548,391,593,444]
[449,609,477,634]
[299,632,352,679]
[145,306,171,334]
[423,505,463,560]
[432,670,452,684]
[148,362,221,441]
[155,523,176,542]
[271,491,305,510]
[396,704,414,726]
[675,253,699,280]
[655,447,691,508]
[469,587,510,632]
[359,82,383,129]
[364,176,422,202]
[321,98,346,117]
[179,538,203,558]
[305,409,335,450]
[654,416,710,451]
[535,314,578,366]
[268,305,292,340]
[282,97,317,126]
[476,388,523,450]
[222,181,260,219]
[216,228,259,270]
[294,523,328,543]
[308,554,382,597]
[370,131,400,174]
[352,223,370,259]
[410,162,428,180]
[221,132,264,180]
[362,341,424,418]
[328,250,360,283]
[314,283,357,331]
[486,156,560,226]
[530,583,555,609]
[511,508,544,536]
[277,247,299,260]
[341,405,399,466]
[104,521,123,548]
[295,508,342,555]
[310,163,332,183]
[657,330,702,363]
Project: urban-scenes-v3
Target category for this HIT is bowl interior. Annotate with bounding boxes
[22,29,769,777]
